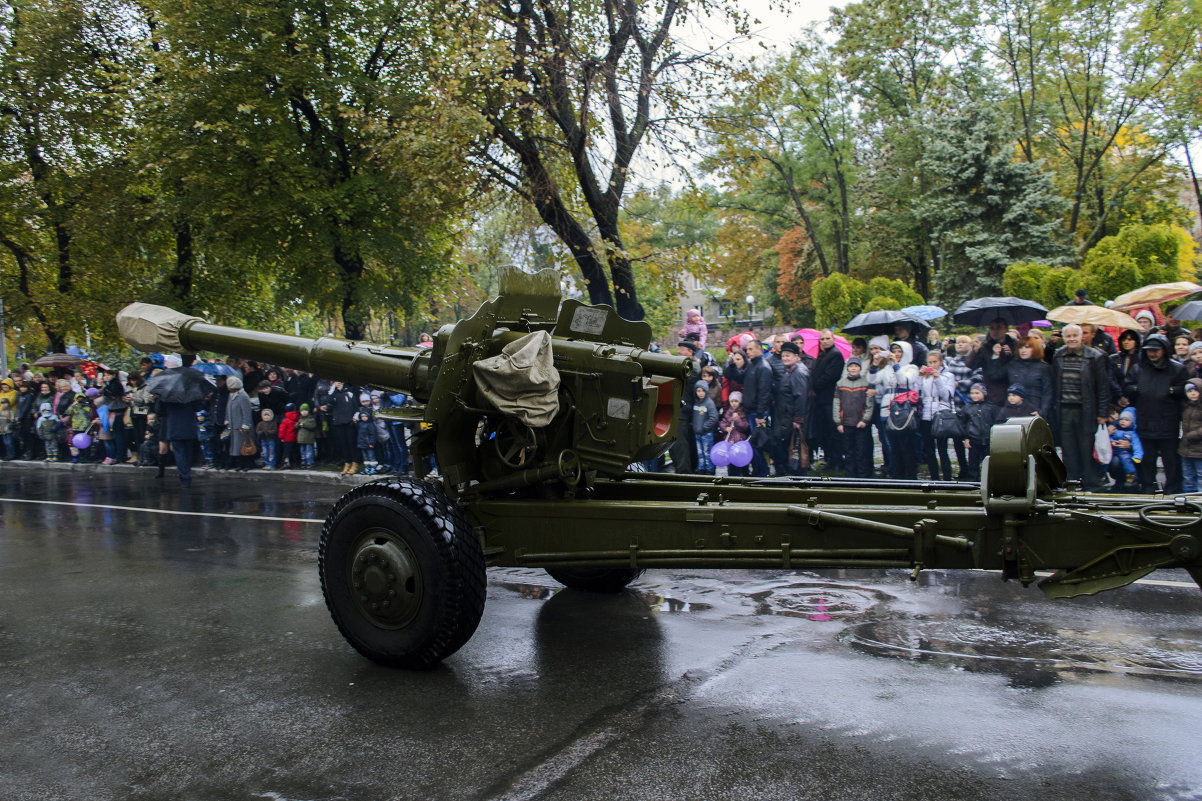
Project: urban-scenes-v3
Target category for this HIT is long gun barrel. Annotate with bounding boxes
[178,320,432,399]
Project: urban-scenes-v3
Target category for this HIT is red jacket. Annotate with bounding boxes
[278,410,299,443]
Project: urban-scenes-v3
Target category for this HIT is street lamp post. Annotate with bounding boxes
[745,294,755,329]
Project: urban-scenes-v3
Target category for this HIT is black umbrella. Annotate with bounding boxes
[1168,300,1202,322]
[841,310,932,336]
[146,366,212,404]
[952,297,1048,327]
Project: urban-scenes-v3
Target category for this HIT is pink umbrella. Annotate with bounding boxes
[791,328,852,359]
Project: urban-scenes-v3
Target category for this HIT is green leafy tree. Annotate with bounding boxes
[459,0,750,322]
[134,0,476,338]
[918,106,1073,308]
[865,277,923,309]
[1002,261,1048,300]
[0,0,147,351]
[1082,223,1198,300]
[811,272,868,328]
[862,296,901,312]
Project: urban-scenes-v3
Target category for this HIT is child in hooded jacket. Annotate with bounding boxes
[717,391,751,476]
[296,404,318,467]
[1109,406,1144,490]
[996,383,1040,423]
[277,403,299,469]
[67,392,95,462]
[37,402,60,461]
[957,383,997,481]
[691,379,719,474]
[0,397,16,460]
[256,408,278,468]
[679,309,708,350]
[1178,379,1202,492]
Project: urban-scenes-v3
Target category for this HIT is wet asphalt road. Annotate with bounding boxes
[2,466,1202,801]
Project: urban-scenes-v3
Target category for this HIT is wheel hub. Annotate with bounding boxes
[350,531,422,628]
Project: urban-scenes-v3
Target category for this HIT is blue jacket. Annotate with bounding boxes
[1109,408,1144,462]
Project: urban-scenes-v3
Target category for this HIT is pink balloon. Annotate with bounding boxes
[710,440,732,467]
[730,440,754,467]
[72,432,91,450]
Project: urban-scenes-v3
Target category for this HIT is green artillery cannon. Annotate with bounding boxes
[117,267,1202,669]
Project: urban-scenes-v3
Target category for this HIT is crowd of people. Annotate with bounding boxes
[0,351,432,486]
[4,297,1202,494]
[666,301,1202,494]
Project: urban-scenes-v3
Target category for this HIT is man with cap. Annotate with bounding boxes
[740,338,775,477]
[1068,288,1094,306]
[669,340,703,473]
[811,328,846,471]
[1050,323,1111,490]
[772,340,810,475]
[1134,310,1155,333]
[1122,332,1187,492]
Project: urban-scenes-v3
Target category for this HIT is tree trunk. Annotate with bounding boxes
[169,216,195,313]
[334,242,367,340]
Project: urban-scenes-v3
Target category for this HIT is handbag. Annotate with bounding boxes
[240,431,258,456]
[932,408,964,440]
[749,421,773,450]
[788,427,811,472]
[887,390,920,432]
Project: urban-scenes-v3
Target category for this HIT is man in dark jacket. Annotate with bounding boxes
[1082,324,1115,356]
[811,329,846,471]
[207,376,230,469]
[669,341,701,473]
[157,354,204,487]
[891,321,928,367]
[772,341,810,476]
[967,318,1017,405]
[1051,324,1111,491]
[741,339,775,477]
[1123,332,1187,493]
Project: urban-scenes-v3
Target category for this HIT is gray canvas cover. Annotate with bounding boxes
[116,303,204,353]
[472,330,561,427]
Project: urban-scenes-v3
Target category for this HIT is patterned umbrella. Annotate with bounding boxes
[1110,282,1202,311]
[1046,305,1142,331]
[33,353,84,369]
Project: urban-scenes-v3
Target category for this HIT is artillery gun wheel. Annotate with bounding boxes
[319,478,486,669]
[545,567,646,592]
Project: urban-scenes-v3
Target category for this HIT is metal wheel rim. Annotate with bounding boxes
[348,526,424,629]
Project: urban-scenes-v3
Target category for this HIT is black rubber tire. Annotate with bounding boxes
[544,567,646,592]
[319,478,487,669]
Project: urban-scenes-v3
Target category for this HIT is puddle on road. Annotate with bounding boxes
[747,581,894,621]
[501,575,1202,683]
[841,618,1202,683]
[499,583,713,613]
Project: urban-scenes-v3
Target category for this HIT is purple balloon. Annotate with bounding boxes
[730,440,753,467]
[72,432,91,450]
[710,440,732,467]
